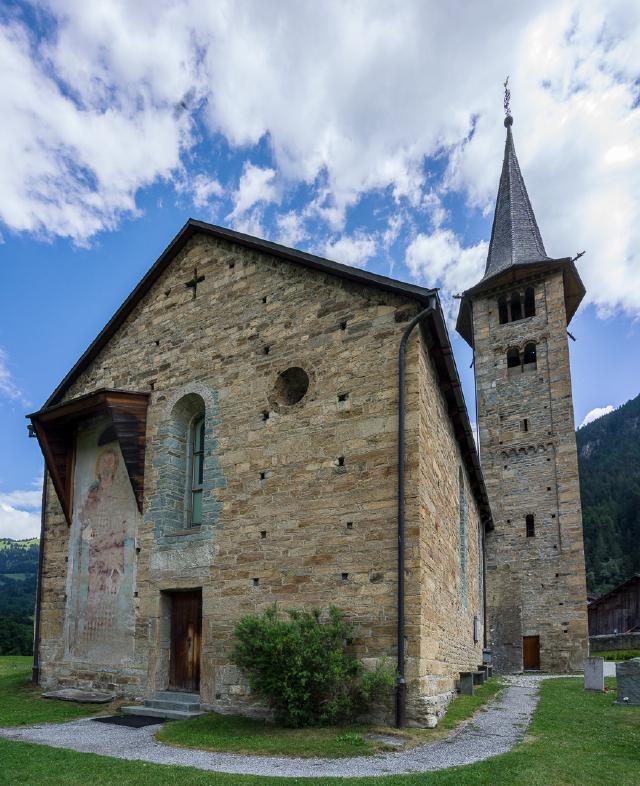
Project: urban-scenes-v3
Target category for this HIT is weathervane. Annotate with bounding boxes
[503,76,513,127]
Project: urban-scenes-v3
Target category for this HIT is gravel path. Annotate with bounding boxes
[0,676,547,778]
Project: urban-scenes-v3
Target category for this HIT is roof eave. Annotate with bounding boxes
[456,256,586,348]
[424,299,494,530]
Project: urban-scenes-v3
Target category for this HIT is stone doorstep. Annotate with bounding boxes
[145,698,201,712]
[121,705,206,721]
[151,691,201,704]
[121,690,205,720]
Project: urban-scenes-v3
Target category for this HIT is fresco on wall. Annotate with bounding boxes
[64,415,138,664]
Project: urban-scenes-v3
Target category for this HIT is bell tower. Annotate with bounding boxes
[456,111,588,673]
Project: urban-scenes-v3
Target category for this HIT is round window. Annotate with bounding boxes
[273,367,309,406]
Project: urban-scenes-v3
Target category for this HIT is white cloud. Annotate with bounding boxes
[579,405,615,428]
[0,504,40,539]
[382,213,404,249]
[323,233,377,268]
[0,347,23,402]
[187,174,224,209]
[0,489,41,508]
[227,163,277,222]
[0,17,192,243]
[275,211,308,248]
[0,484,41,539]
[406,229,487,294]
[0,1,639,317]
[421,191,448,230]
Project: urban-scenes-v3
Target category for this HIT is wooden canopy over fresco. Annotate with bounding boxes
[28,389,149,525]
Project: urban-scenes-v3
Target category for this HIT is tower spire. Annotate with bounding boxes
[483,86,550,281]
[455,90,586,348]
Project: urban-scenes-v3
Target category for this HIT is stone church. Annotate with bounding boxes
[28,113,587,727]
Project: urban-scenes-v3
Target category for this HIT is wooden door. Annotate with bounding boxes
[523,635,540,670]
[169,591,202,692]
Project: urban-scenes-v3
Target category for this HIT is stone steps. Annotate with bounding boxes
[121,705,205,721]
[121,690,205,721]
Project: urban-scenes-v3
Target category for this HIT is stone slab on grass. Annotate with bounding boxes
[615,658,640,706]
[584,658,604,691]
[42,688,114,704]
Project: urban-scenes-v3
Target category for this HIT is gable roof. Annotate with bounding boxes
[45,219,437,408]
[589,574,640,608]
[38,218,493,528]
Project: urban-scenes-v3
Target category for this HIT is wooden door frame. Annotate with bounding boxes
[522,634,540,670]
[168,588,202,692]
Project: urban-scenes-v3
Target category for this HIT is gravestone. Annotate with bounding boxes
[584,657,604,691]
[616,658,640,705]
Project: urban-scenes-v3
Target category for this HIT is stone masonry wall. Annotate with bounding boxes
[38,232,485,724]
[407,334,485,725]
[473,269,588,673]
[590,633,640,653]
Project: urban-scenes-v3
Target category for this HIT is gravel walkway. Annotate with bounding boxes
[0,675,548,778]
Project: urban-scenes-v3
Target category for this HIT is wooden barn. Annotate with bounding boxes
[588,575,640,636]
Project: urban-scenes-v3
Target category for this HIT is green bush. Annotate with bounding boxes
[232,606,394,727]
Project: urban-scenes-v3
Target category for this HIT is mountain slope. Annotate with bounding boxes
[577,393,640,597]
[0,538,39,655]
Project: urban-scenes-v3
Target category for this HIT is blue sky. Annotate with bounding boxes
[1,0,639,537]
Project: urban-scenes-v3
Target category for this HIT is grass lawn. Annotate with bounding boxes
[155,677,503,757]
[595,649,640,661]
[1,658,639,785]
[0,656,119,726]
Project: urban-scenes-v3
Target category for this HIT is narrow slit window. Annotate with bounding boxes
[524,287,535,318]
[498,295,509,324]
[510,291,522,322]
[521,418,529,432]
[526,514,535,537]
[189,416,205,526]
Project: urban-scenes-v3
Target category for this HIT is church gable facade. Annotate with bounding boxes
[30,222,491,727]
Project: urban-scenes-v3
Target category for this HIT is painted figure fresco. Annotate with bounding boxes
[64,416,137,664]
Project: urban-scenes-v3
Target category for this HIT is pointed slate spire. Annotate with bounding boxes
[483,114,550,281]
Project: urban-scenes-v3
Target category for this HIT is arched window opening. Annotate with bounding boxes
[526,514,535,538]
[188,416,205,526]
[164,392,206,530]
[510,291,522,322]
[523,342,537,369]
[524,287,535,318]
[498,295,509,325]
[507,347,521,369]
